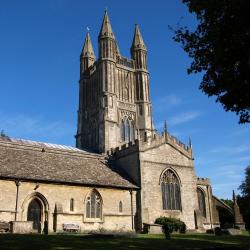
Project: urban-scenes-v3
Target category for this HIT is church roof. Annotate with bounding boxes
[0,136,138,189]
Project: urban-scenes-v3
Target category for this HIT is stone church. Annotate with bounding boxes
[0,12,243,234]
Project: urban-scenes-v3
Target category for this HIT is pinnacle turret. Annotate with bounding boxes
[80,32,96,74]
[131,24,146,50]
[81,32,95,59]
[99,11,114,38]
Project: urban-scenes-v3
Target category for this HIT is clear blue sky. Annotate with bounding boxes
[0,0,249,199]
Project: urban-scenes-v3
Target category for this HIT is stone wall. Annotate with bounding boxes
[0,179,136,233]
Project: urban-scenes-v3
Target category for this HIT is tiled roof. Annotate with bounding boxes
[0,136,138,189]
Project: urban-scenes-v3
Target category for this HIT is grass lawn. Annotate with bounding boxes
[0,233,250,250]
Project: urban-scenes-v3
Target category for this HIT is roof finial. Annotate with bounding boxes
[164,120,167,134]
[189,137,192,149]
[86,26,90,32]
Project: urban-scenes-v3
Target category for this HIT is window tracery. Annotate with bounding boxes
[120,117,134,142]
[86,190,102,219]
[161,169,181,210]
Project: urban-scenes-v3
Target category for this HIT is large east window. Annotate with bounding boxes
[161,169,182,210]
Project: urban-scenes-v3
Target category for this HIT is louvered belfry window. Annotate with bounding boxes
[161,170,182,210]
[86,190,102,219]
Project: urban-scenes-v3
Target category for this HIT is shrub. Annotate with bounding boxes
[214,227,222,236]
[155,217,186,239]
[206,229,214,234]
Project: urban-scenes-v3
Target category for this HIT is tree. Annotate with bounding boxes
[238,166,250,230]
[220,199,233,209]
[173,0,250,123]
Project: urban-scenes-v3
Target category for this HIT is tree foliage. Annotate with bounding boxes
[173,0,250,123]
[238,166,250,230]
[220,199,233,209]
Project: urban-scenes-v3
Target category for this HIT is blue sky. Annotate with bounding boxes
[0,0,249,199]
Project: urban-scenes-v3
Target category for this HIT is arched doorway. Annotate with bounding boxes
[22,193,49,234]
[27,198,42,233]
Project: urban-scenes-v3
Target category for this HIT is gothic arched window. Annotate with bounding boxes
[161,170,181,210]
[197,188,206,218]
[125,119,130,142]
[120,118,135,142]
[86,190,102,219]
[120,120,125,141]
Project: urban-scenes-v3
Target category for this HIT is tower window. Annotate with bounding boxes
[161,169,181,210]
[125,119,130,142]
[120,120,125,141]
[120,118,135,142]
[86,190,102,219]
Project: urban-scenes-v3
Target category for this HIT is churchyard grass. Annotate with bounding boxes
[0,233,249,250]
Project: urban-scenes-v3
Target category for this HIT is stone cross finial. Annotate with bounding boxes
[189,137,192,149]
[164,120,167,134]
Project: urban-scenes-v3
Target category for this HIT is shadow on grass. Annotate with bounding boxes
[0,233,249,250]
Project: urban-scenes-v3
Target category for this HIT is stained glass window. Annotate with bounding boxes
[161,170,181,210]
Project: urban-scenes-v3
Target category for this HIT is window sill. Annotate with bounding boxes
[83,218,104,223]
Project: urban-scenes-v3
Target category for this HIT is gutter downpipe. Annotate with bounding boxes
[15,180,20,221]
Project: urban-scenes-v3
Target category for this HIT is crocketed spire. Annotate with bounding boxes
[131,24,146,50]
[81,32,95,59]
[99,11,114,38]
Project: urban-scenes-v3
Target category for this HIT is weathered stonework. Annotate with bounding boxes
[0,11,243,235]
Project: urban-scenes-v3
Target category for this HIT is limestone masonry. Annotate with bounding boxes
[0,11,244,234]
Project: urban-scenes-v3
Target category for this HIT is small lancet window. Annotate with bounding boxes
[161,169,182,210]
[119,201,123,213]
[86,190,102,219]
[124,119,130,142]
[120,120,125,141]
[70,198,74,212]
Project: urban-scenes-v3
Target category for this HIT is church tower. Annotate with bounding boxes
[76,12,153,153]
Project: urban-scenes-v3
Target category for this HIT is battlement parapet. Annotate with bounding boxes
[197,177,210,185]
[108,139,139,159]
[139,131,192,158]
